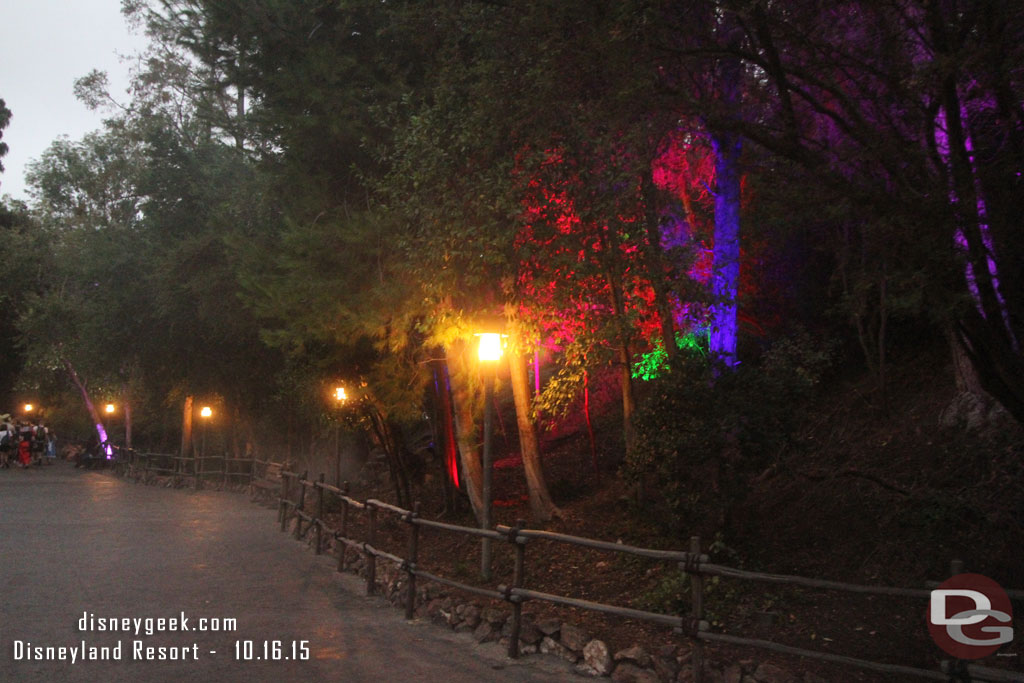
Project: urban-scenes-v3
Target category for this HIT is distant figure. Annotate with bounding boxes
[17,433,31,467]
[0,423,13,468]
[32,424,47,464]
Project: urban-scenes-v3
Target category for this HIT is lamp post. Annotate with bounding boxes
[477,332,503,580]
[23,403,34,415]
[333,386,348,486]
[199,406,212,458]
[104,403,117,455]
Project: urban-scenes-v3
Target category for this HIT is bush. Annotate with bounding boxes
[625,331,832,533]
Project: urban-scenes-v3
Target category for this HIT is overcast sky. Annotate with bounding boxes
[0,0,149,202]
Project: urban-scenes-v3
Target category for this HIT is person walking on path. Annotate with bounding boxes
[17,430,31,467]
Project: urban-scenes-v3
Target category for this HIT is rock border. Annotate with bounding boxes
[309,527,822,683]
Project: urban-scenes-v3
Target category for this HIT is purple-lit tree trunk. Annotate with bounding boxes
[708,15,744,369]
[925,0,1024,422]
[710,131,741,368]
[62,359,110,450]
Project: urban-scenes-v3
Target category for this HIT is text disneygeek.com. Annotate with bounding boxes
[9,612,310,663]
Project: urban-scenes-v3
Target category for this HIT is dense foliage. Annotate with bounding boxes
[627,332,834,532]
[2,0,1021,522]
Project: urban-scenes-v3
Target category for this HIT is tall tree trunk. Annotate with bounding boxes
[432,358,461,513]
[448,342,485,523]
[617,342,636,455]
[125,400,133,449]
[583,367,598,476]
[62,359,109,446]
[234,84,245,150]
[948,326,984,396]
[508,337,560,522]
[600,231,637,457]
[367,407,411,508]
[641,174,678,362]
[710,127,741,368]
[181,395,194,459]
[231,404,242,460]
[122,382,133,449]
[709,14,744,368]
[934,80,1023,421]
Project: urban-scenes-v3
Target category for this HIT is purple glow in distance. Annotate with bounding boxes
[96,423,113,458]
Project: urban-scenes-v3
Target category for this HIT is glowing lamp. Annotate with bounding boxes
[24,403,34,413]
[478,333,503,362]
[105,403,116,414]
[334,387,348,402]
[200,406,213,418]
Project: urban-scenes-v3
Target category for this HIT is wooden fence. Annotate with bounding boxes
[115,449,256,489]
[273,468,1023,683]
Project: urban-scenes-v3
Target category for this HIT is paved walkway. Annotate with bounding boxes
[0,463,574,682]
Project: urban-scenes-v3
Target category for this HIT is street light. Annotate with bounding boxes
[477,332,503,580]
[199,406,212,458]
[105,403,116,415]
[23,403,34,414]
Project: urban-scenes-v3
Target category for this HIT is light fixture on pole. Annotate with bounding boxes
[333,386,349,486]
[477,331,504,580]
[105,403,116,415]
[199,406,212,458]
[23,403,34,414]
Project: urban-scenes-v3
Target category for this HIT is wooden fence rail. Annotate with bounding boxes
[272,469,1022,683]
[113,459,1021,682]
[115,449,255,489]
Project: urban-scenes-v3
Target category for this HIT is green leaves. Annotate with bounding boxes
[0,97,11,174]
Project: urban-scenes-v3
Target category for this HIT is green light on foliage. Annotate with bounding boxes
[632,330,708,381]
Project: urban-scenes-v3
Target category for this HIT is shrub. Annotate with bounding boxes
[625,331,832,532]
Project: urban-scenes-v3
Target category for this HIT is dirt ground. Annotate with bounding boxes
[316,346,1024,682]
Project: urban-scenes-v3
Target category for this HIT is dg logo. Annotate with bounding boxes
[928,573,1014,660]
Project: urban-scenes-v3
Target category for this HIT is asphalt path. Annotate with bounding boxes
[0,462,575,682]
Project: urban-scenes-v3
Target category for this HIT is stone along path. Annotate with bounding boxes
[0,463,574,682]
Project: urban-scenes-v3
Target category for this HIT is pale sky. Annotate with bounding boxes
[0,0,149,201]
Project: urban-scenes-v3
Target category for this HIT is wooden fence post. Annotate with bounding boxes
[405,502,420,620]
[943,558,967,679]
[366,503,377,595]
[337,482,350,572]
[294,470,308,540]
[279,473,290,532]
[507,519,527,659]
[689,535,704,683]
[315,474,325,555]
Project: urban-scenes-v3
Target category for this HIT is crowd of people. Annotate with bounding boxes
[0,416,56,469]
